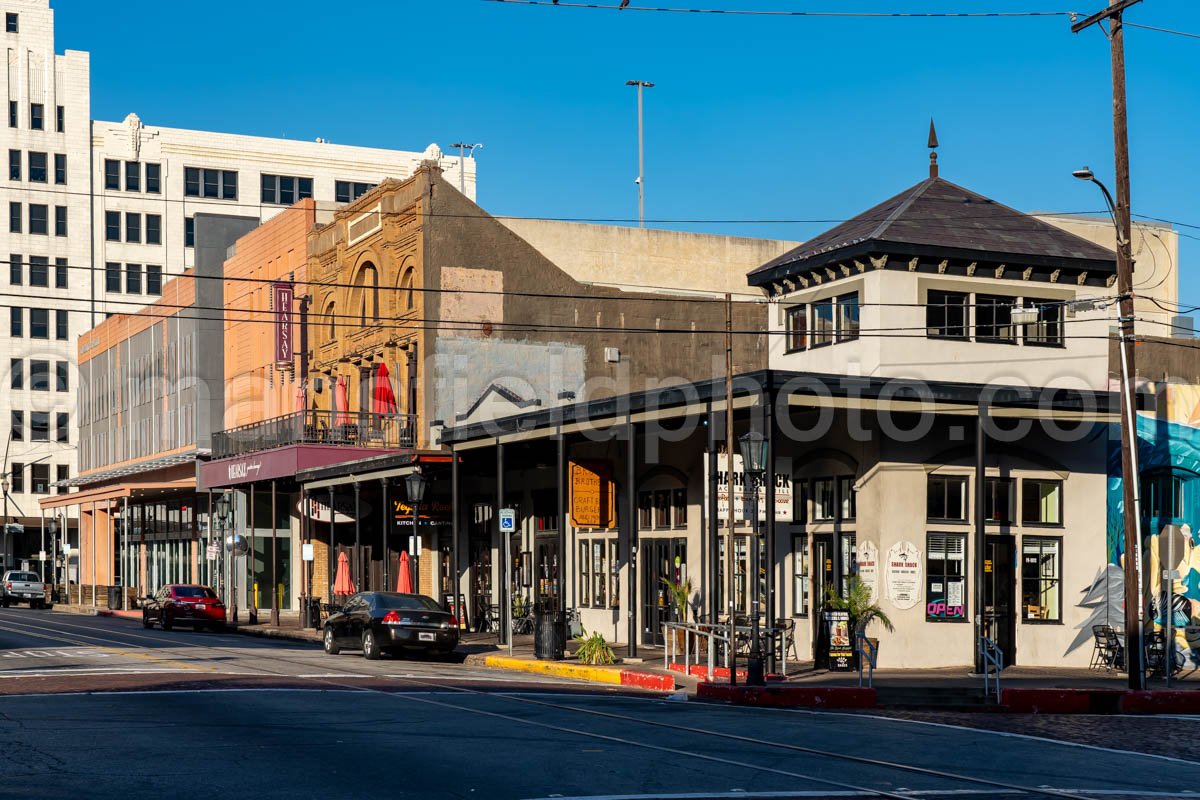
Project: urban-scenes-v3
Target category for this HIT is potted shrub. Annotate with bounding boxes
[661,576,696,654]
[824,576,893,664]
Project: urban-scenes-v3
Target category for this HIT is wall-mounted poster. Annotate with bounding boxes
[857,540,879,600]
[885,540,922,610]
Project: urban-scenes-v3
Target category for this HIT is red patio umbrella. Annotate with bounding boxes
[332,375,351,427]
[396,550,413,594]
[333,550,356,595]
[373,363,398,416]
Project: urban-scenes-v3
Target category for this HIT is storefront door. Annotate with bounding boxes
[641,538,686,646]
[812,534,834,660]
[983,535,1016,665]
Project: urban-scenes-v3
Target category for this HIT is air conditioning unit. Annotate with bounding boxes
[604,347,620,364]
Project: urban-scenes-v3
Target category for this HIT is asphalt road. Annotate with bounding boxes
[2,609,1200,800]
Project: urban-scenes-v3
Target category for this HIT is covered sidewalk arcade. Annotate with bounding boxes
[438,370,1117,669]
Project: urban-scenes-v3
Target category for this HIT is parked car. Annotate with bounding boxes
[1,570,48,608]
[142,584,226,631]
[323,592,458,659]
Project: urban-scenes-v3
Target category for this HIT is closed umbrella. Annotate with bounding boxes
[396,550,413,594]
[373,363,398,416]
[332,375,350,428]
[296,382,306,415]
[333,550,356,596]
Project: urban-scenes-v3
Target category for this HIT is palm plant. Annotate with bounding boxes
[661,576,693,623]
[824,575,894,634]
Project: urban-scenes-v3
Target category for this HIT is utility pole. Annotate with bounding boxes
[449,142,482,196]
[1072,0,1145,690]
[724,293,736,686]
[625,80,654,227]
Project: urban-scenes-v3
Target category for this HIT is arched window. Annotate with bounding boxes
[324,301,336,338]
[353,262,379,323]
[400,267,415,311]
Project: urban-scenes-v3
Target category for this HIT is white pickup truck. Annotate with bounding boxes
[2,570,48,608]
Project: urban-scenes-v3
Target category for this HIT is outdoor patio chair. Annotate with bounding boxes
[1090,624,1124,671]
[512,602,534,636]
[775,617,800,664]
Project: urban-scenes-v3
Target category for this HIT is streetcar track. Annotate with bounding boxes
[0,611,1167,800]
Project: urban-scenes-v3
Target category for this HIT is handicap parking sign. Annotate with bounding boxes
[499,508,516,533]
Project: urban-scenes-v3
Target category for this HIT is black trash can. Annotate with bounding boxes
[534,609,565,660]
[307,597,323,630]
[107,585,122,610]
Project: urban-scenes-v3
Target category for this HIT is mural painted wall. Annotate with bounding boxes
[1105,385,1200,668]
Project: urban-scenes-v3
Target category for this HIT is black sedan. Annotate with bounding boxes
[323,592,459,660]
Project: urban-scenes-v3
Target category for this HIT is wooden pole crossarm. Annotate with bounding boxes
[1071,0,1143,33]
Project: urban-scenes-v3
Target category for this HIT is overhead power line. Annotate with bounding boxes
[1123,21,1200,40]
[484,0,1073,17]
[0,255,1131,308]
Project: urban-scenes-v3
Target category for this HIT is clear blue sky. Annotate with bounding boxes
[55,0,1199,300]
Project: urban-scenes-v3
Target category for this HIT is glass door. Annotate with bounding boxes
[641,537,686,646]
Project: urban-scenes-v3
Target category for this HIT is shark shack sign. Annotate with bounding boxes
[708,453,793,523]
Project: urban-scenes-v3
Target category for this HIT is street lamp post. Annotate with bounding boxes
[625,80,654,227]
[739,430,768,686]
[1074,165,1145,689]
[216,493,240,625]
[406,468,429,593]
[449,142,482,196]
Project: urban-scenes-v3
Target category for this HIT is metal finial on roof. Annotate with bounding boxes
[928,118,939,179]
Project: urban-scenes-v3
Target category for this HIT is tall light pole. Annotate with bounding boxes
[406,468,429,593]
[739,430,768,686]
[449,143,482,196]
[625,80,654,227]
[1074,164,1144,688]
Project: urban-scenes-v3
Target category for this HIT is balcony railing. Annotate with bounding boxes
[212,409,417,460]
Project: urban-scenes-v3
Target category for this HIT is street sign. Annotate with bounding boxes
[37,550,45,562]
[408,535,419,556]
[206,544,219,561]
[301,543,314,562]
[499,508,516,533]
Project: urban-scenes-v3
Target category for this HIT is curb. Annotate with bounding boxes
[1001,687,1200,715]
[482,655,676,691]
[668,663,786,683]
[697,683,877,709]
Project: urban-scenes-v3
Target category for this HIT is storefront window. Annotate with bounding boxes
[1021,479,1062,525]
[609,540,620,611]
[813,478,836,521]
[638,492,652,529]
[839,533,857,596]
[793,534,809,616]
[838,476,856,520]
[578,542,590,607]
[1022,536,1061,622]
[591,539,607,607]
[654,490,670,528]
[985,478,1014,523]
[672,488,687,527]
[926,533,966,622]
[928,476,967,521]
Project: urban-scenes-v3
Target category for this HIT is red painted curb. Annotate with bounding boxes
[619,670,676,691]
[697,683,876,709]
[668,663,786,682]
[1001,688,1123,714]
[1121,691,1200,714]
